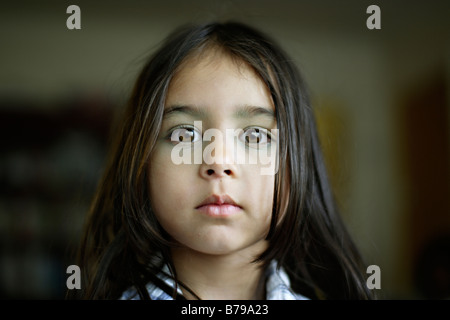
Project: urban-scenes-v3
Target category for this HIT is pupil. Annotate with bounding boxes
[253,130,260,143]
[181,130,193,142]
[245,130,261,144]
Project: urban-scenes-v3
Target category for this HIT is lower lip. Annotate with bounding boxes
[196,204,242,217]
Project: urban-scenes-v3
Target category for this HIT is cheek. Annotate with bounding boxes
[148,148,194,219]
[244,167,275,222]
[260,177,275,220]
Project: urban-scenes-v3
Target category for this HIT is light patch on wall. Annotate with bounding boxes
[313,98,352,217]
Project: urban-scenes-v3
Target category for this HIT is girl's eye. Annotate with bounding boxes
[240,127,271,147]
[170,127,201,144]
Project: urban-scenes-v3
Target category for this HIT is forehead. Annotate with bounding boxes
[165,48,274,112]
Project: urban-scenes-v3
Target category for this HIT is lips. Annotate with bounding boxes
[195,194,242,217]
[196,194,240,208]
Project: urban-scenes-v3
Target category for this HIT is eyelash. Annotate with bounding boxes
[166,125,272,147]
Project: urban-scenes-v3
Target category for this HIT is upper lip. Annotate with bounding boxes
[196,194,241,208]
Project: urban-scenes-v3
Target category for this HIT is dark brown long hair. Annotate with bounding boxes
[71,21,373,300]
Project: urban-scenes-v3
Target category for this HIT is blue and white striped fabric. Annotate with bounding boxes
[120,260,308,300]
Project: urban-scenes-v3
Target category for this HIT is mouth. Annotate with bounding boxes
[195,194,242,217]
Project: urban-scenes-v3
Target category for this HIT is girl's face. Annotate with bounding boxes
[148,49,277,257]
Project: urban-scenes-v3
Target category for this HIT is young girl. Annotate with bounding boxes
[73,21,373,300]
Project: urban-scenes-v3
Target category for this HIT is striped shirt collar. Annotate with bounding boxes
[120,260,308,300]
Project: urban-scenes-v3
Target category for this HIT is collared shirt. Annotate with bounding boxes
[120,260,309,300]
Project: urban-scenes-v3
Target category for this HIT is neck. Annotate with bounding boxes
[171,244,268,300]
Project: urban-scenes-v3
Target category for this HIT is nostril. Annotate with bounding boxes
[207,169,214,175]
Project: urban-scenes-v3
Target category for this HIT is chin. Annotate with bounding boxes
[195,242,242,256]
[195,238,267,257]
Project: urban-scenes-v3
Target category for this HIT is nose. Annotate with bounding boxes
[200,164,235,179]
[199,131,238,180]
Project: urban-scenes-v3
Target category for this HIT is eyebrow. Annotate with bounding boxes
[233,105,275,119]
[163,105,275,120]
[163,105,208,118]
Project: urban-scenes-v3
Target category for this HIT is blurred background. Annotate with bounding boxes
[0,0,449,299]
